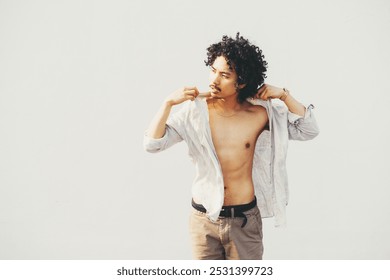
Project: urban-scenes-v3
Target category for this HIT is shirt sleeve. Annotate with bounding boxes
[287,104,320,141]
[143,104,188,153]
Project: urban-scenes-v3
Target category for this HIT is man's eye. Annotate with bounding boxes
[222,75,229,78]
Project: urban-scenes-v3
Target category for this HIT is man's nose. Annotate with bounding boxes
[210,72,220,85]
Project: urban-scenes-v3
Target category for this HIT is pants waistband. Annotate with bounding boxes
[191,197,257,228]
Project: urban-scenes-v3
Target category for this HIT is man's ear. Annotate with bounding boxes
[237,83,246,89]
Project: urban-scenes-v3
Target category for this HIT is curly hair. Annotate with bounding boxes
[205,33,268,103]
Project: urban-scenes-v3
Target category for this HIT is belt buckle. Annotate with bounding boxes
[221,207,234,218]
[220,208,227,218]
[220,208,235,218]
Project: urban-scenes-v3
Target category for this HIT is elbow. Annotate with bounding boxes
[310,122,320,139]
[289,125,320,141]
[307,129,320,140]
[313,127,320,138]
[144,145,162,153]
[143,141,163,153]
[294,116,320,140]
[143,131,164,153]
[304,125,320,140]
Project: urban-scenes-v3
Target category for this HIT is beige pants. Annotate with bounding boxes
[189,206,263,260]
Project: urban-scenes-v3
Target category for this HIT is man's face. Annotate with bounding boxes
[209,56,240,99]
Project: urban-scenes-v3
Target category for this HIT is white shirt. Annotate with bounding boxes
[143,98,319,227]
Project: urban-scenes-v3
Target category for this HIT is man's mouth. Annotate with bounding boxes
[210,85,220,93]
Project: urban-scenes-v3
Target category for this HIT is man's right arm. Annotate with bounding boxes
[144,87,200,153]
[146,101,174,139]
[146,86,200,139]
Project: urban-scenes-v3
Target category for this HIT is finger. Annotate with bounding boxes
[182,95,195,102]
[198,91,211,98]
[255,85,265,99]
[193,87,199,98]
[189,90,202,99]
[260,89,268,100]
[257,84,266,94]
[186,87,200,98]
[184,89,197,96]
[184,86,197,92]
[188,94,196,101]
[184,91,198,99]
[194,87,199,97]
[184,91,197,100]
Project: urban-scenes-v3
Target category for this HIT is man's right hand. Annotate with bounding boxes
[165,87,200,106]
[147,87,210,139]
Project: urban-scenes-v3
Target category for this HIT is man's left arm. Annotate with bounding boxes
[257,84,319,140]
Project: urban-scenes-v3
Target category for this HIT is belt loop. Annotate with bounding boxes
[241,215,248,228]
[231,208,235,218]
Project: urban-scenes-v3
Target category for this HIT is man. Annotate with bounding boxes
[143,33,319,260]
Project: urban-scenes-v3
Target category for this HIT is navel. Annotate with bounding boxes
[245,142,250,149]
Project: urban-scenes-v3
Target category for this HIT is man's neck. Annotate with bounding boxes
[213,94,243,113]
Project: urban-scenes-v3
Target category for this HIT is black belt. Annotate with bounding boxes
[191,197,257,228]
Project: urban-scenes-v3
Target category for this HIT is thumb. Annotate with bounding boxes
[198,91,211,98]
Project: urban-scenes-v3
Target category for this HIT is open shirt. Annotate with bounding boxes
[144,98,319,227]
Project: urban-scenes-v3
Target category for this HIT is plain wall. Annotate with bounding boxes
[1,0,389,259]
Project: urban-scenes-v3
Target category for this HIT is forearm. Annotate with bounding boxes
[282,91,306,117]
[147,101,173,139]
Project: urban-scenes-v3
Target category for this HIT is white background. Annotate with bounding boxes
[1,0,389,259]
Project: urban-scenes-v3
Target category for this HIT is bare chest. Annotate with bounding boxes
[209,112,264,157]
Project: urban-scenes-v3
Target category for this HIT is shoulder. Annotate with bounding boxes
[243,101,268,119]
